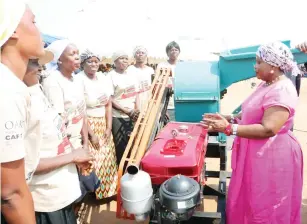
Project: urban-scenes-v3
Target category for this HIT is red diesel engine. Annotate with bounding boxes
[141,122,208,185]
[140,122,209,223]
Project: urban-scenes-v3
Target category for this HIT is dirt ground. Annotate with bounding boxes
[79,78,307,224]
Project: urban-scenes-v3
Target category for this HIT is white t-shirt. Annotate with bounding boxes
[0,63,41,183]
[42,70,86,148]
[75,71,112,118]
[157,61,176,109]
[28,85,80,212]
[126,65,154,113]
[109,70,139,118]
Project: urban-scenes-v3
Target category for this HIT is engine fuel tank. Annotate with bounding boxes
[140,122,208,185]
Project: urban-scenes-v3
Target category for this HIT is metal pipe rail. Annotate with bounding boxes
[116,68,172,220]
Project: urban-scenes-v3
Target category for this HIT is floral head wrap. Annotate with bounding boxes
[256,41,300,77]
[80,49,100,64]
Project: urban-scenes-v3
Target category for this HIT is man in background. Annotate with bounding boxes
[157,41,181,121]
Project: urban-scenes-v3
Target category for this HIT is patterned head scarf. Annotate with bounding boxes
[112,50,128,63]
[80,49,100,64]
[256,41,300,77]
[133,45,148,56]
[45,39,71,71]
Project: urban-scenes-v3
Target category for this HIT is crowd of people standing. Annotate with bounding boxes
[0,2,181,224]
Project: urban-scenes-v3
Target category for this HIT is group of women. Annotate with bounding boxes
[0,1,306,224]
[0,3,182,224]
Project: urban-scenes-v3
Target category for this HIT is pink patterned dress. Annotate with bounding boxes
[227,79,303,224]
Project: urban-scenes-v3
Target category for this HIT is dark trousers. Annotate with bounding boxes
[1,204,76,224]
[291,75,302,132]
[296,75,301,96]
[35,204,77,224]
[112,117,134,166]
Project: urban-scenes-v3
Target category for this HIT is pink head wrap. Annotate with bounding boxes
[256,41,300,77]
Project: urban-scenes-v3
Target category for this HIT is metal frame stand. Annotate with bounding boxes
[181,134,230,224]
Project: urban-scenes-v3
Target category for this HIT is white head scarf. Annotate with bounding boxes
[133,45,148,57]
[256,41,300,77]
[45,39,71,71]
[0,0,26,48]
[112,50,128,63]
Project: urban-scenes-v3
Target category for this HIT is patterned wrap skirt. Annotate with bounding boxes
[88,116,118,199]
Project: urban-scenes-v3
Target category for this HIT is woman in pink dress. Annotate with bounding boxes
[201,41,303,224]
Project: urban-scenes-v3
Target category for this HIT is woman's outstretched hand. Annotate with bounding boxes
[199,113,229,133]
[296,42,307,53]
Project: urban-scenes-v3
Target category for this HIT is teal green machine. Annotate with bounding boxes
[174,40,307,124]
[172,40,307,224]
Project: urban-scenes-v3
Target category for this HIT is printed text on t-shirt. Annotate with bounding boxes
[72,100,85,124]
[121,85,137,99]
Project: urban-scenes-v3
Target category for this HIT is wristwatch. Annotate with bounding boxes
[232,124,238,135]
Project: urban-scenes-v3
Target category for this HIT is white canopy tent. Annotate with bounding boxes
[28,0,307,60]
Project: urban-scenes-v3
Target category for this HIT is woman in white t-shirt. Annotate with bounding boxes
[24,58,94,224]
[0,2,45,223]
[42,40,90,160]
[108,51,140,165]
[157,41,181,121]
[126,46,155,113]
[75,49,118,199]
[42,40,99,212]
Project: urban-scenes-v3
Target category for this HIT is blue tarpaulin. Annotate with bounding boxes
[42,33,64,47]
